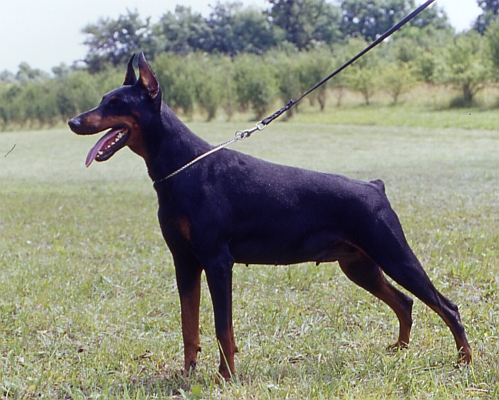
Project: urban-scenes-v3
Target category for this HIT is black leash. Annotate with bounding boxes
[155,0,436,183]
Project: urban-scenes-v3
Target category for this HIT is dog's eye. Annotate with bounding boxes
[106,96,124,107]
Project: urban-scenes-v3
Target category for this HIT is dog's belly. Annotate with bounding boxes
[229,231,356,266]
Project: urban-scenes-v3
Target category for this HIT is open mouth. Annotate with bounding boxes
[85,127,129,167]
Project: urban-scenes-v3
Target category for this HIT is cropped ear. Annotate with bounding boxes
[137,52,160,100]
[123,54,137,86]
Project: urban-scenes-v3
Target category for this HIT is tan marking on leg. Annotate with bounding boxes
[427,303,472,364]
[374,280,413,349]
[338,253,413,350]
[179,275,201,374]
[218,326,237,380]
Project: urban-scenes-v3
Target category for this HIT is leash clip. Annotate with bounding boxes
[235,121,266,141]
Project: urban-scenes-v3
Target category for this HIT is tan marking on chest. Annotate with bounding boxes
[178,217,191,241]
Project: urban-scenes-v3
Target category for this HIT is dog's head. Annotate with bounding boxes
[68,53,161,166]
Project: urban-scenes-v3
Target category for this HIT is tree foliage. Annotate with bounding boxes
[408,2,451,30]
[389,25,454,83]
[339,0,449,42]
[233,55,279,119]
[206,2,278,55]
[475,0,499,34]
[266,0,341,49]
[82,10,157,72]
[152,54,197,116]
[343,38,382,105]
[381,62,417,104]
[77,0,452,69]
[436,30,492,106]
[155,6,211,55]
[485,18,499,74]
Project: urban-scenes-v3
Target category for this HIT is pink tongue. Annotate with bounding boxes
[85,129,120,167]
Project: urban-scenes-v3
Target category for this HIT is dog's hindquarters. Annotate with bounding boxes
[342,187,472,362]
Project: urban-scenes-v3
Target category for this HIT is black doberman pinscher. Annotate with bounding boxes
[68,53,472,379]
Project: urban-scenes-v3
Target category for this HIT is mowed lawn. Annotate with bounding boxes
[0,113,498,398]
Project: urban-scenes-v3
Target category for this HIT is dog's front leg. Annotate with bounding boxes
[204,254,237,380]
[175,259,203,375]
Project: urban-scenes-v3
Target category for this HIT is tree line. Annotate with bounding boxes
[1,0,499,129]
[80,0,450,72]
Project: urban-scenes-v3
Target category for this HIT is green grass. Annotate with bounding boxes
[0,111,498,398]
[293,105,499,130]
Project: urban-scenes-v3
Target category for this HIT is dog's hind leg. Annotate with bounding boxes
[358,221,472,363]
[338,250,414,349]
[375,250,472,363]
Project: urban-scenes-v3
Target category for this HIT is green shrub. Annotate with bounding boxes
[233,55,278,120]
[381,62,417,105]
[153,54,197,116]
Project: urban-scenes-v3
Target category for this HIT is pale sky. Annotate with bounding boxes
[0,0,482,74]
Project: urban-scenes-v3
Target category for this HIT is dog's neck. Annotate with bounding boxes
[142,103,211,184]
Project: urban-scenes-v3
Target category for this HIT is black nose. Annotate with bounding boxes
[68,118,80,131]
